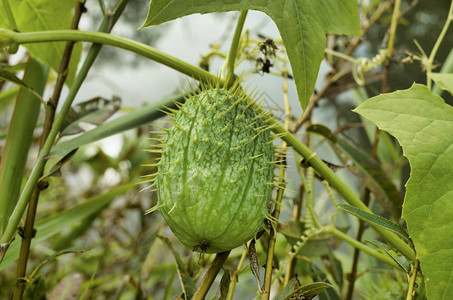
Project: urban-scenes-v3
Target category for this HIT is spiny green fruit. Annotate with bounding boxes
[151,85,274,253]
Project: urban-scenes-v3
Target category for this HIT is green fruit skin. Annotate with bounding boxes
[156,88,274,253]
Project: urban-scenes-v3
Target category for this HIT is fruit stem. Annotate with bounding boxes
[225,10,248,88]
[192,251,230,300]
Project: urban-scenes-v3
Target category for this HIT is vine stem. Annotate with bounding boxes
[345,188,371,300]
[381,0,401,93]
[261,159,286,300]
[225,10,248,88]
[283,73,299,286]
[385,0,401,60]
[406,259,420,300]
[262,76,290,299]
[426,0,453,89]
[0,29,219,87]
[227,244,248,300]
[192,251,230,300]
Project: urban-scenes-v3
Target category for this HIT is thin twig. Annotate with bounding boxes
[345,189,371,300]
[406,259,420,300]
[381,0,402,93]
[261,75,290,299]
[283,180,304,286]
[227,245,248,300]
[426,0,453,89]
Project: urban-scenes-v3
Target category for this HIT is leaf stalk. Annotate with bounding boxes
[225,10,248,87]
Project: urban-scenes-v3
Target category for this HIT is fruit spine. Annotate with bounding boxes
[147,82,275,253]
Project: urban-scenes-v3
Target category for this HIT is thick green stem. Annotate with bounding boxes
[0,57,48,234]
[427,0,453,89]
[0,29,219,86]
[225,10,248,87]
[192,251,230,300]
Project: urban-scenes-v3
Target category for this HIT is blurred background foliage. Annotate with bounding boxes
[0,0,452,299]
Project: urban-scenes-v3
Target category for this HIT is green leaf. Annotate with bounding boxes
[276,277,300,300]
[50,94,185,158]
[0,58,48,234]
[141,0,360,110]
[0,181,138,270]
[0,0,82,85]
[60,96,121,136]
[281,282,333,300]
[0,67,28,86]
[214,269,230,300]
[354,83,453,300]
[0,68,46,103]
[429,72,453,95]
[366,240,411,273]
[337,204,409,240]
[44,149,78,178]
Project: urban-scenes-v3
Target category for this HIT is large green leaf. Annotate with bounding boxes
[354,84,453,300]
[141,0,360,110]
[430,72,453,95]
[0,0,81,85]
